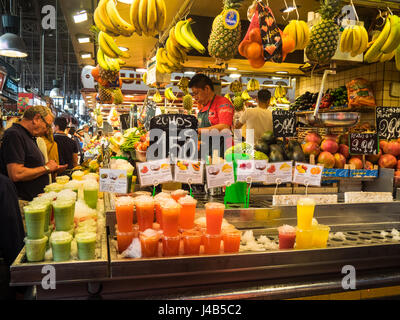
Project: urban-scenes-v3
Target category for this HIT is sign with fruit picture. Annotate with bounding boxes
[205,162,235,189]
[272,110,297,137]
[293,162,323,187]
[99,169,128,193]
[174,159,204,184]
[136,159,172,187]
[376,107,400,141]
[236,160,268,182]
[349,133,378,155]
[264,161,293,185]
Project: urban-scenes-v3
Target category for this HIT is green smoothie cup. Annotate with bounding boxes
[25,236,48,262]
[31,198,52,232]
[53,199,75,231]
[44,183,64,193]
[50,231,73,262]
[44,227,52,250]
[23,204,46,239]
[83,180,99,209]
[75,232,97,260]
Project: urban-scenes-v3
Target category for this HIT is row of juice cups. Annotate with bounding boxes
[278,224,331,250]
[117,225,242,257]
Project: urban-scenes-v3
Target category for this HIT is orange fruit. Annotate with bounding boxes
[249,56,265,69]
[246,42,263,60]
[238,39,251,58]
[249,28,262,44]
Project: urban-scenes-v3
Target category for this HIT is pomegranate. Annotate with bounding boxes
[378,154,397,168]
[383,141,400,157]
[305,132,322,145]
[317,151,335,169]
[324,134,339,142]
[348,157,363,169]
[338,144,350,159]
[302,142,320,156]
[320,139,339,154]
[333,153,346,169]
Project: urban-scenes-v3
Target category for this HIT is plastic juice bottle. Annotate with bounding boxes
[50,231,73,262]
[161,200,181,237]
[116,229,135,253]
[23,204,46,239]
[140,229,160,258]
[205,202,225,235]
[278,225,297,249]
[53,199,74,231]
[83,181,99,209]
[24,236,48,262]
[162,235,180,256]
[115,196,134,232]
[312,224,331,248]
[204,233,222,254]
[295,228,314,249]
[182,230,202,255]
[178,196,197,230]
[75,232,97,260]
[135,196,155,232]
[297,198,316,229]
[223,230,242,253]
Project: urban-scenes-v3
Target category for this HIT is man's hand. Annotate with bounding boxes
[57,164,68,174]
[45,160,59,173]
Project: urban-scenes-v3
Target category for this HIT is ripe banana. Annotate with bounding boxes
[106,0,135,37]
[350,26,362,56]
[97,0,120,35]
[379,50,396,62]
[130,0,142,36]
[147,0,157,36]
[101,31,131,58]
[117,58,126,65]
[381,15,400,54]
[104,55,120,71]
[94,8,108,34]
[356,26,368,55]
[97,48,110,71]
[165,87,177,101]
[138,0,149,35]
[364,17,391,63]
[295,20,304,51]
[166,37,185,63]
[175,20,192,49]
[98,32,119,58]
[180,19,206,54]
[241,90,251,101]
[155,0,167,32]
[340,27,350,52]
[396,45,400,71]
[142,72,147,85]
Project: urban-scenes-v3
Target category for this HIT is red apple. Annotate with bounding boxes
[324,134,339,142]
[334,153,346,169]
[348,157,363,169]
[380,140,388,153]
[366,150,382,164]
[320,139,339,154]
[302,142,320,156]
[317,151,335,168]
[383,141,400,157]
[364,161,373,170]
[397,160,400,170]
[378,154,397,168]
[395,170,400,177]
[338,144,350,159]
[305,132,322,145]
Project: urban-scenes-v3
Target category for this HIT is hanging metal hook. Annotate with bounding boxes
[293,0,299,21]
[376,9,385,28]
[387,7,393,16]
[350,0,359,22]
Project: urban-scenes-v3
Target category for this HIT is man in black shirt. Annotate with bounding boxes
[0,106,65,201]
[54,117,78,170]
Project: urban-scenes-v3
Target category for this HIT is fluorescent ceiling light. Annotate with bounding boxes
[73,10,88,23]
[272,76,283,80]
[229,73,241,79]
[275,71,288,74]
[81,53,91,59]
[184,71,196,76]
[135,68,147,73]
[117,0,134,3]
[78,36,90,44]
[118,46,129,51]
[227,67,238,71]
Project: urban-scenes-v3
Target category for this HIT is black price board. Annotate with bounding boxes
[376,106,400,140]
[272,110,297,137]
[120,113,130,130]
[148,114,198,160]
[349,133,378,155]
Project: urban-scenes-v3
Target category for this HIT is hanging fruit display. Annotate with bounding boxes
[246,78,260,91]
[270,85,290,106]
[305,0,343,65]
[164,87,177,102]
[152,90,163,103]
[339,24,369,57]
[230,80,245,111]
[177,77,193,113]
[283,20,310,52]
[208,0,245,62]
[98,31,130,60]
[130,0,167,37]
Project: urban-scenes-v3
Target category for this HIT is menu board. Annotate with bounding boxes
[292,162,323,187]
[174,159,204,184]
[264,161,293,185]
[99,169,128,193]
[272,110,297,137]
[136,159,173,187]
[376,106,400,140]
[349,133,378,155]
[236,160,268,182]
[205,162,235,189]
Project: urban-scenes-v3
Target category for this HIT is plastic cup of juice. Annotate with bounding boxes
[44,183,64,193]
[53,199,75,231]
[139,229,160,258]
[72,170,85,181]
[154,193,172,228]
[162,234,181,257]
[178,196,197,230]
[182,230,202,255]
[223,230,242,253]
[278,225,297,249]
[161,199,181,237]
[171,189,188,202]
[56,175,70,185]
[204,233,222,254]
[50,231,73,262]
[295,228,314,250]
[24,236,48,262]
[63,180,81,196]
[297,198,316,229]
[116,229,135,253]
[135,196,155,232]
[115,196,134,232]
[31,198,52,232]
[23,204,46,239]
[205,202,225,235]
[83,180,99,209]
[312,224,331,248]
[75,232,97,260]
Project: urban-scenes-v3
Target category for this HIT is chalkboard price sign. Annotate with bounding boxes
[272,110,296,137]
[349,133,378,155]
[376,106,400,140]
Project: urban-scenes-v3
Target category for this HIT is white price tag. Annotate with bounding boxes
[99,169,128,193]
[264,161,293,184]
[206,162,235,189]
[236,160,268,182]
[292,162,323,187]
[174,159,204,184]
[136,159,173,187]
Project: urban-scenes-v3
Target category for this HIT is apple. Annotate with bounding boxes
[302,142,320,156]
[305,132,322,145]
[364,161,373,170]
[397,160,400,170]
[324,134,339,142]
[383,141,400,157]
[395,170,400,177]
[334,153,346,169]
[348,157,363,169]
[380,140,388,153]
[317,151,335,169]
[338,144,350,159]
[320,139,339,154]
[378,154,397,168]
[366,150,382,164]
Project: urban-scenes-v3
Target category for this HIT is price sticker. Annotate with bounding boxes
[99,169,128,193]
[349,133,378,155]
[292,162,323,187]
[205,162,235,189]
[136,159,173,187]
[236,160,268,182]
[376,107,400,140]
[174,159,204,184]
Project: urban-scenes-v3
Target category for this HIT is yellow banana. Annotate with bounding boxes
[97,0,120,35]
[98,32,119,58]
[161,48,177,68]
[117,58,126,65]
[379,50,395,62]
[340,27,349,52]
[94,8,108,34]
[166,37,184,63]
[155,0,167,32]
[295,20,304,50]
[300,21,310,49]
[165,51,181,67]
[346,26,354,53]
[138,0,149,35]
[351,26,361,56]
[106,0,135,37]
[101,31,131,58]
[105,55,120,71]
[364,17,391,63]
[180,19,205,54]
[97,48,110,70]
[381,15,400,53]
[356,26,368,55]
[175,21,192,49]
[142,72,147,85]
[165,87,177,101]
[396,45,400,71]
[162,62,174,73]
[130,0,142,36]
[147,0,157,36]
[370,51,383,63]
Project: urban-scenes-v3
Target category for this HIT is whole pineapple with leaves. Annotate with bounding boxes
[230,80,244,111]
[306,0,343,65]
[208,0,244,62]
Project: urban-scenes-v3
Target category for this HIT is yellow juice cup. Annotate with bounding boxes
[295,228,314,249]
[312,224,331,248]
[297,198,316,229]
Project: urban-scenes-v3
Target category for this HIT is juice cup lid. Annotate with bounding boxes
[24,235,48,244]
[50,231,73,243]
[205,202,225,209]
[75,232,97,242]
[178,195,197,205]
[23,203,47,213]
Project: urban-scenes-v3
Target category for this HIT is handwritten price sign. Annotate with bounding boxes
[376,107,400,141]
[272,110,296,137]
[349,133,378,155]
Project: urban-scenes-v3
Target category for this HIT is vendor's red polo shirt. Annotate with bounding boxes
[199,95,234,127]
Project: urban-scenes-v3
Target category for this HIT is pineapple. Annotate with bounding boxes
[99,66,119,83]
[113,88,124,104]
[98,85,113,104]
[208,0,244,62]
[233,95,245,111]
[183,94,193,112]
[305,0,343,65]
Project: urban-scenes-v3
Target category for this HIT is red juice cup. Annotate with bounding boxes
[205,202,225,235]
[223,230,242,253]
[135,196,155,232]
[115,196,134,232]
[204,233,222,254]
[278,225,297,249]
[161,200,181,237]
[178,195,197,230]
[162,234,181,257]
[182,230,202,255]
[139,229,160,258]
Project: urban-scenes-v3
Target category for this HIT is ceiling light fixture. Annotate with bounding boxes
[282,6,296,13]
[135,68,147,73]
[0,15,28,58]
[77,36,91,44]
[229,73,241,79]
[272,76,283,80]
[49,80,63,99]
[118,46,129,51]
[275,71,289,74]
[184,71,196,76]
[81,52,91,59]
[227,67,238,71]
[73,10,88,23]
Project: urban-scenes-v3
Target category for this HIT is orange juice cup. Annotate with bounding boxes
[135,196,155,232]
[178,196,197,230]
[115,196,134,232]
[171,189,188,202]
[295,228,314,249]
[116,229,135,253]
[205,202,225,235]
[204,233,222,254]
[161,200,181,237]
[154,193,172,228]
[297,198,316,230]
[312,224,331,248]
[182,230,202,255]
[223,230,242,253]
[162,234,181,257]
[140,229,160,258]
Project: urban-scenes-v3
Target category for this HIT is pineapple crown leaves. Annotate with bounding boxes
[223,0,245,10]
[319,0,344,19]
[89,25,101,45]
